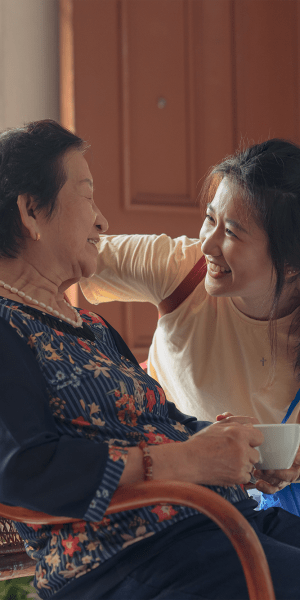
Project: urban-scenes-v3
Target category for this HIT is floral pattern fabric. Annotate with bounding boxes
[0,300,248,599]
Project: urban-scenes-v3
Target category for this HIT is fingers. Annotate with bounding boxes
[246,426,264,448]
[215,412,233,421]
[255,478,287,494]
[191,421,266,487]
[292,445,300,466]
[249,447,261,466]
[243,464,257,485]
[231,417,260,425]
[254,464,300,486]
[213,421,263,476]
[216,415,260,426]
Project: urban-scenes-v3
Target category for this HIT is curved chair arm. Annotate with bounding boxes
[0,481,275,600]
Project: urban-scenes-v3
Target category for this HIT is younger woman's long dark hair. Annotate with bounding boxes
[203,139,300,379]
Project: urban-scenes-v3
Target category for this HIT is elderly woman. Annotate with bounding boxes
[0,121,300,600]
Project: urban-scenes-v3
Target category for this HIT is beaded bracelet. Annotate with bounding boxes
[138,440,153,481]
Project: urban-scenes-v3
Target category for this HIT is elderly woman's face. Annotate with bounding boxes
[39,150,108,281]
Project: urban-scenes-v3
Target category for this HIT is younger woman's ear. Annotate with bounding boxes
[17,194,39,241]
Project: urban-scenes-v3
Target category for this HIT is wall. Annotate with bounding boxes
[0,0,59,131]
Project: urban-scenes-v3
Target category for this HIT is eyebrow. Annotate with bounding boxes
[79,178,93,188]
[207,203,249,234]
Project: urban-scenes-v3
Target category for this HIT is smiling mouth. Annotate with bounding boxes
[206,260,231,278]
[208,262,231,274]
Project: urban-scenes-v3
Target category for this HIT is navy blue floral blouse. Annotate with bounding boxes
[0,299,248,599]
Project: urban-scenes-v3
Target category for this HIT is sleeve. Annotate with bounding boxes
[166,400,212,433]
[80,233,202,307]
[0,318,128,520]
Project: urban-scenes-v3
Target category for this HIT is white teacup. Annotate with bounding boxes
[253,423,300,470]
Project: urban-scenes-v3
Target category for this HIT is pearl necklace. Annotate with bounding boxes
[0,280,83,328]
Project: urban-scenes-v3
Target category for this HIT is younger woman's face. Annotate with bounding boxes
[199,178,275,318]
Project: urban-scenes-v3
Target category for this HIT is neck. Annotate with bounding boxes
[232,287,300,321]
[0,260,81,327]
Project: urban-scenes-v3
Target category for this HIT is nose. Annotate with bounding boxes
[94,205,109,234]
[199,224,221,258]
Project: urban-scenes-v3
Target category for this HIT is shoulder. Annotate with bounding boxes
[0,300,39,343]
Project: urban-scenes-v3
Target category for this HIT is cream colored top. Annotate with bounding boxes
[80,234,300,424]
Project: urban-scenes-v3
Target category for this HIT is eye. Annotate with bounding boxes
[205,213,214,223]
[225,227,237,238]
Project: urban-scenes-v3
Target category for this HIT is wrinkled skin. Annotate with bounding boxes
[216,413,300,493]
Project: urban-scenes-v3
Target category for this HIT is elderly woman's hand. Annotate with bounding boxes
[181,420,263,487]
[121,418,264,488]
[254,445,300,494]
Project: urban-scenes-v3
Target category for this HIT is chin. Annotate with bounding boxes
[204,281,229,298]
[80,261,97,280]
[204,278,219,296]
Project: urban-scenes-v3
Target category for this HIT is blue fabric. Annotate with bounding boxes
[260,484,300,516]
[260,387,300,515]
[55,502,300,600]
[281,388,300,423]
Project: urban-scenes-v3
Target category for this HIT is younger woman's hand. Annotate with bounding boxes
[254,445,300,494]
[215,413,260,426]
[216,412,234,421]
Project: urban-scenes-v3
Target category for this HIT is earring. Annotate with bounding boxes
[35,233,41,242]
[287,268,297,275]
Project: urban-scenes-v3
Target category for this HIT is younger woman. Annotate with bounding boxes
[81,139,300,514]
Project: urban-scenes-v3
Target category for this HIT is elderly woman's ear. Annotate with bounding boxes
[17,194,40,242]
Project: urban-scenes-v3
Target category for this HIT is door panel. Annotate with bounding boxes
[122,0,194,209]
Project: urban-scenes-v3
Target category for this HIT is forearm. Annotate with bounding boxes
[119,409,211,486]
[81,234,165,305]
[1,436,110,517]
[119,422,264,489]
[118,443,187,486]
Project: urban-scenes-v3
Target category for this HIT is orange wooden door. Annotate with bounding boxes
[60,0,300,362]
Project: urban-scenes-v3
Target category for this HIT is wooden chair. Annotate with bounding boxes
[0,481,275,599]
